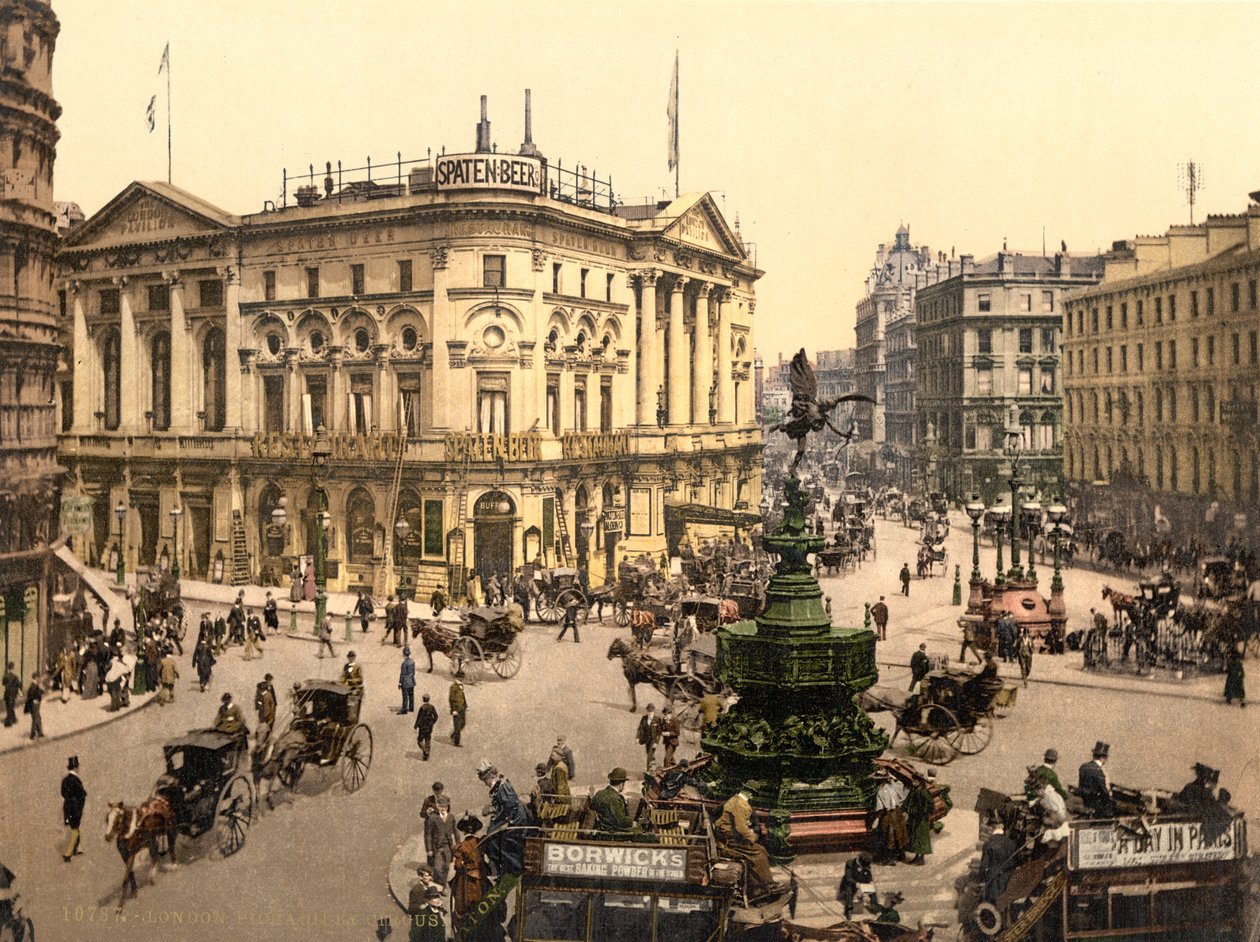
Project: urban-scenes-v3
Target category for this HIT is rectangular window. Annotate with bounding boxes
[398,374,422,437]
[1155,341,1163,370]
[579,268,588,298]
[1092,348,1099,373]
[1206,385,1215,422]
[147,283,170,311]
[1020,293,1032,312]
[1192,337,1201,367]
[482,254,505,289]
[1169,340,1176,370]
[198,279,223,308]
[1137,343,1144,371]
[1232,332,1241,365]
[476,373,509,434]
[263,374,285,433]
[350,263,365,296]
[1207,335,1215,366]
[398,259,413,293]
[552,263,562,294]
[1018,367,1033,395]
[542,496,555,554]
[1232,282,1241,312]
[306,267,320,299]
[1041,328,1055,353]
[1091,307,1099,332]
[1019,328,1032,353]
[1106,347,1113,373]
[1120,345,1128,372]
[423,500,443,556]
[977,293,991,312]
[99,288,120,315]
[546,376,560,435]
[1207,286,1215,316]
[1107,305,1115,329]
[1168,294,1176,320]
[606,273,614,303]
[1169,388,1177,422]
[1192,390,1200,423]
[600,379,613,431]
[1041,290,1054,313]
[1155,297,1163,323]
[263,269,276,301]
[1251,280,1258,310]
[977,328,992,354]
[58,289,66,319]
[1251,330,1258,365]
[59,380,72,432]
[348,374,372,433]
[1191,290,1199,317]
[573,380,587,431]
[303,375,327,433]
[1077,310,1084,334]
[976,367,992,395]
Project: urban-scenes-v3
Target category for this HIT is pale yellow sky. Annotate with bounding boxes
[51,1,1260,361]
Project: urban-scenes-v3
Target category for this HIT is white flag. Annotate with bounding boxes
[146,95,156,132]
[667,50,679,172]
[158,41,169,74]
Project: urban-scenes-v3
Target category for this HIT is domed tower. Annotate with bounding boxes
[0,0,63,675]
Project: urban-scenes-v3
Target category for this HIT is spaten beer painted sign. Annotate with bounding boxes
[435,154,543,194]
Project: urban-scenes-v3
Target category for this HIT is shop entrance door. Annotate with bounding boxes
[473,491,515,594]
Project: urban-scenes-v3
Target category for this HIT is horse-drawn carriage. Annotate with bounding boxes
[136,568,185,637]
[271,680,373,793]
[152,728,255,857]
[606,637,727,735]
[678,595,739,633]
[534,567,591,624]
[415,605,524,683]
[861,666,1014,765]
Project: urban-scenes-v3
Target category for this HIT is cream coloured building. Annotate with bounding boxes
[56,105,762,597]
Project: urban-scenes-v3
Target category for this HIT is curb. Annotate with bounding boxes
[0,692,160,757]
[387,831,428,913]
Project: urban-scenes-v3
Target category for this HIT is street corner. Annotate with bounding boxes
[387,831,428,912]
[0,689,159,757]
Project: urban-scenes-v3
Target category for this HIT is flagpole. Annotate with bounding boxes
[165,45,172,184]
[674,50,679,198]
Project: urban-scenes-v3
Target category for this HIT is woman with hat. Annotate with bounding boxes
[476,761,530,876]
[451,814,487,936]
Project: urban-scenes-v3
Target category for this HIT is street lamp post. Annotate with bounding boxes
[312,425,332,631]
[1003,413,1025,581]
[579,517,596,583]
[272,498,293,632]
[169,504,183,582]
[394,518,410,598]
[1047,501,1067,593]
[114,500,127,585]
[990,505,1010,585]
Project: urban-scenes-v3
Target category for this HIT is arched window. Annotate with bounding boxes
[395,488,423,565]
[151,331,171,431]
[346,488,376,565]
[203,327,226,431]
[102,327,121,430]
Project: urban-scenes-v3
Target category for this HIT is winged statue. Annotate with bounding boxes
[770,349,876,474]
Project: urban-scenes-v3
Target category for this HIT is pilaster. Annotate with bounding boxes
[667,276,690,426]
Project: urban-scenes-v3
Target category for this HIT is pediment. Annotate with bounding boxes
[63,182,238,249]
[661,193,746,259]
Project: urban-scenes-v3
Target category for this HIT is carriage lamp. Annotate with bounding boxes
[1047,501,1068,592]
[272,497,288,528]
[169,505,184,581]
[114,500,127,586]
[964,498,985,585]
[312,424,331,469]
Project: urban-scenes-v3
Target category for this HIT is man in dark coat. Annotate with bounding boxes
[354,589,373,634]
[870,596,890,641]
[899,563,911,597]
[424,800,457,887]
[449,680,466,747]
[24,673,44,739]
[836,852,873,918]
[556,597,580,643]
[1224,645,1246,707]
[979,821,1017,903]
[263,592,279,634]
[399,647,416,714]
[636,704,663,769]
[590,767,637,833]
[1078,741,1115,817]
[414,694,438,759]
[909,643,930,690]
[2,661,19,727]
[61,755,86,861]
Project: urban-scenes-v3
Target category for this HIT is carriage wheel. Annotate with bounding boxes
[614,601,631,627]
[537,598,562,624]
[213,774,254,857]
[903,704,958,765]
[492,637,523,679]
[973,902,1003,937]
[339,724,373,793]
[950,712,994,755]
[276,744,305,789]
[557,589,590,623]
[449,637,485,684]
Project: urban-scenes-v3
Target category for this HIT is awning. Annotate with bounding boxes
[54,543,122,626]
[665,503,761,529]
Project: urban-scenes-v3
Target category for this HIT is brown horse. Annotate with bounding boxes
[629,608,657,649]
[103,797,177,909]
[607,637,673,712]
[1102,585,1137,627]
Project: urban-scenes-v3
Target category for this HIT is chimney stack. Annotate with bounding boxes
[519,89,540,157]
[475,95,492,153]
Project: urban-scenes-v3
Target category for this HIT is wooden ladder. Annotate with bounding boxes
[448,468,470,600]
[229,510,250,585]
[553,486,572,566]
[375,405,412,597]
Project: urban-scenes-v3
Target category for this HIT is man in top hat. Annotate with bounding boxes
[415,694,439,760]
[590,767,638,834]
[1078,741,1115,817]
[61,756,86,862]
[1029,748,1068,801]
[341,651,363,690]
[715,789,781,898]
[263,591,279,635]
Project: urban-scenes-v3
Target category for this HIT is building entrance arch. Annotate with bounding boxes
[473,490,515,593]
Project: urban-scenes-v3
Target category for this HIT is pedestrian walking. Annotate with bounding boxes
[958,618,984,665]
[355,589,374,635]
[909,642,930,691]
[449,679,466,747]
[143,634,159,693]
[996,611,1016,663]
[255,674,277,726]
[424,800,456,887]
[870,596,889,641]
[382,595,397,646]
[3,661,19,727]
[637,703,663,769]
[899,563,911,596]
[1224,644,1246,707]
[415,694,438,759]
[243,610,263,660]
[157,648,180,705]
[192,638,216,692]
[394,595,408,646]
[316,616,335,658]
[660,706,680,767]
[263,592,279,635]
[24,673,44,740]
[903,777,934,864]
[556,597,580,642]
[61,756,86,862]
[1016,626,1034,687]
[290,564,303,603]
[399,647,416,714]
[55,646,76,703]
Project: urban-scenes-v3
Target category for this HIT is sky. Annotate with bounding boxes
[50,1,1260,362]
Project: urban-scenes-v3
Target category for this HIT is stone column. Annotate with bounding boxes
[429,246,451,430]
[329,348,346,431]
[224,266,243,431]
[693,282,713,425]
[635,271,659,426]
[667,276,690,426]
[374,347,392,431]
[117,277,141,432]
[285,349,301,433]
[70,285,91,431]
[169,276,191,432]
[716,288,733,424]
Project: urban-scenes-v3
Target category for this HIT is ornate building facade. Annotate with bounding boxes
[1062,198,1260,545]
[56,102,762,598]
[1,0,61,678]
[915,250,1103,505]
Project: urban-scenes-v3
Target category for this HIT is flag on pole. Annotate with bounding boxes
[158,41,169,74]
[146,95,156,132]
[667,50,679,172]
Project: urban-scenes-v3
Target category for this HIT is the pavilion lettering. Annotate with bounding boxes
[444,432,542,463]
[435,154,543,193]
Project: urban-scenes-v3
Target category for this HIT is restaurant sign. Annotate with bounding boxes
[1070,817,1246,871]
[561,431,631,460]
[435,153,543,194]
[444,432,542,463]
[540,842,688,883]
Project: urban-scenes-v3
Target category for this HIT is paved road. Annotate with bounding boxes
[1,512,1255,942]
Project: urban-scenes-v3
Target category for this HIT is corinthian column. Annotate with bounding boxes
[224,266,243,431]
[635,270,659,426]
[117,277,141,432]
[70,284,91,432]
[716,288,733,424]
[667,276,690,426]
[168,275,191,431]
[693,282,713,425]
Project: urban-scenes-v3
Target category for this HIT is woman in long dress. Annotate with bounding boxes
[289,565,303,603]
[80,655,100,699]
[303,563,316,602]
